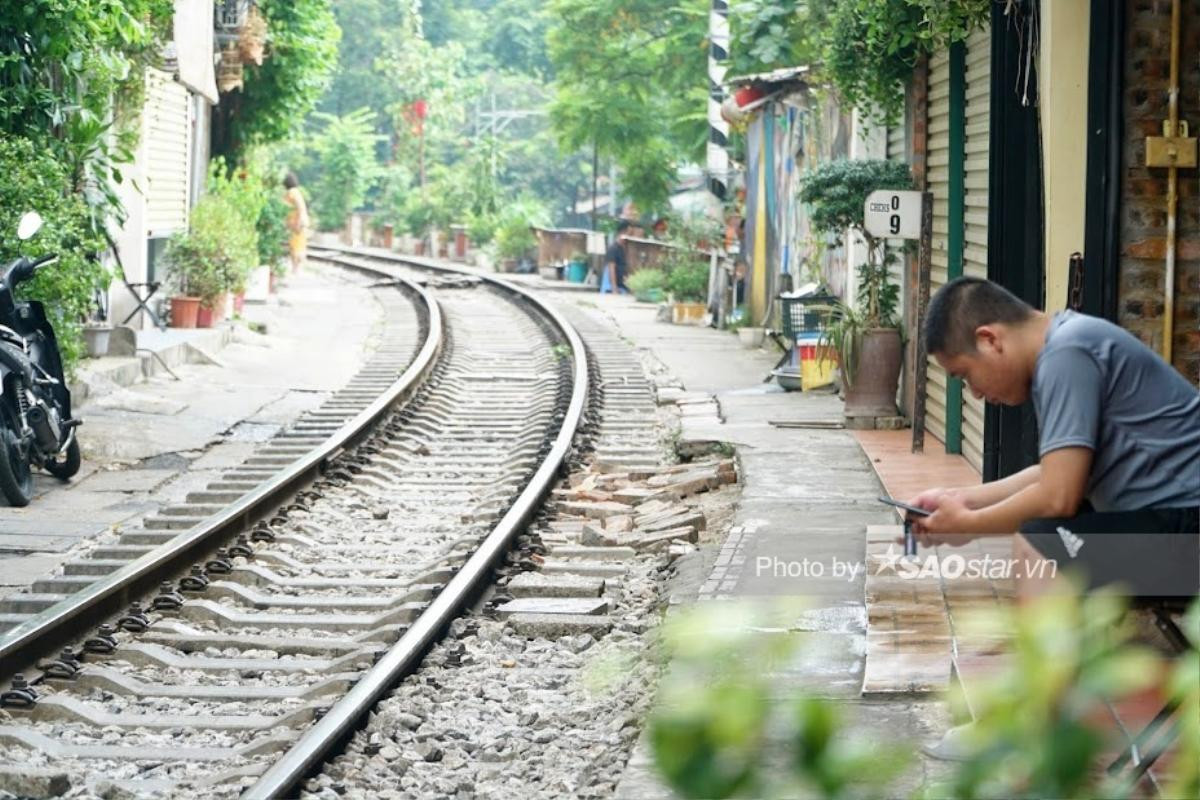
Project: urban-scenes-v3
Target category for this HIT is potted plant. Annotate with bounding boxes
[628,268,666,303]
[665,259,709,325]
[799,158,913,418]
[162,232,223,328]
[82,322,113,358]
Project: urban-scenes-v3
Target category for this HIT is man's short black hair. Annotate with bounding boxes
[615,220,632,234]
[925,277,1035,356]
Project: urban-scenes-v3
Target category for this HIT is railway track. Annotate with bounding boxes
[0,253,589,798]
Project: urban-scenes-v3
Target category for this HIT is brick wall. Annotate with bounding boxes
[1121,0,1200,382]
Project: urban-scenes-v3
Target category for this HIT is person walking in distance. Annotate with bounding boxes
[602,220,631,294]
[283,172,309,272]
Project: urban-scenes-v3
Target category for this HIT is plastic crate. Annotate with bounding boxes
[780,294,839,340]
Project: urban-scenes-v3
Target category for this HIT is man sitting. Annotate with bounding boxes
[906,277,1199,599]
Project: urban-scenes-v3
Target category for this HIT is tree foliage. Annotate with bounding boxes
[213,0,341,158]
[0,0,174,224]
[727,1,825,77]
[821,0,989,125]
[0,135,109,371]
[309,109,384,229]
[547,0,709,215]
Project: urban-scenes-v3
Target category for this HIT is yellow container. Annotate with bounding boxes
[796,339,835,390]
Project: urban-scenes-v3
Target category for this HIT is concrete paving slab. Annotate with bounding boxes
[496,597,610,617]
[557,291,963,797]
[72,468,176,493]
[93,389,188,415]
[0,553,63,588]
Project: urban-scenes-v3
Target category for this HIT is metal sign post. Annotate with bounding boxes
[911,192,934,453]
[862,188,930,452]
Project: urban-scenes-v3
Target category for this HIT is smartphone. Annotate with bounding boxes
[877,496,932,517]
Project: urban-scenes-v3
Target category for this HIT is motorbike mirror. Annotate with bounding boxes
[17,212,44,241]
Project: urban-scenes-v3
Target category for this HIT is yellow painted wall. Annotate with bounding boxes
[1040,0,1090,311]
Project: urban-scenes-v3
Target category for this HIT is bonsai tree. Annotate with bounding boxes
[798,158,913,393]
[798,158,912,327]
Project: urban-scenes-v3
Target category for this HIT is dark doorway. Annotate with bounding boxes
[985,0,1045,481]
[1082,0,1124,322]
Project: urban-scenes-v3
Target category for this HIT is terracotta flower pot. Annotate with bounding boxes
[843,328,902,418]
[196,293,227,328]
[170,296,201,329]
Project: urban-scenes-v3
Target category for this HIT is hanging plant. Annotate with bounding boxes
[819,0,991,127]
[238,5,269,66]
[218,43,245,93]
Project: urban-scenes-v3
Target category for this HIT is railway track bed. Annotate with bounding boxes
[0,248,738,799]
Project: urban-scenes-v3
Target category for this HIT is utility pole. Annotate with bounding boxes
[706,0,730,200]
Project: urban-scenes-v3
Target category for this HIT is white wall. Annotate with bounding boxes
[845,107,889,309]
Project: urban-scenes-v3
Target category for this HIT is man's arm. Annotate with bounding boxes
[907,464,1040,512]
[919,447,1092,537]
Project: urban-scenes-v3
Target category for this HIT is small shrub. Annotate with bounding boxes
[666,260,709,303]
[467,211,498,246]
[0,134,108,373]
[163,163,261,305]
[494,199,547,260]
[627,268,666,294]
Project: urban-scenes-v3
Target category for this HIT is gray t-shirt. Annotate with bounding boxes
[1033,311,1200,511]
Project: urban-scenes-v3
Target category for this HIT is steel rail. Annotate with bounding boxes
[0,277,443,677]
[245,246,589,799]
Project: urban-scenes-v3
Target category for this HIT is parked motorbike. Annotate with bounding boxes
[0,211,82,506]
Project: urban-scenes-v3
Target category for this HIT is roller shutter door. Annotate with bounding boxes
[144,69,192,238]
[924,50,952,446]
[960,27,991,472]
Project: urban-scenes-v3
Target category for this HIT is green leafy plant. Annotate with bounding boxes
[308,108,383,230]
[819,0,990,126]
[650,590,1199,800]
[728,1,823,77]
[0,0,174,227]
[0,135,108,373]
[494,199,548,260]
[651,601,906,799]
[929,589,1187,800]
[666,260,709,303]
[799,158,912,327]
[547,0,709,215]
[212,0,341,158]
[163,163,261,306]
[627,268,666,294]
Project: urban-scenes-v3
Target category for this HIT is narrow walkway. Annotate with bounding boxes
[545,292,957,798]
[0,264,383,603]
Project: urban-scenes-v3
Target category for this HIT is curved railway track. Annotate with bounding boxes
[0,254,589,798]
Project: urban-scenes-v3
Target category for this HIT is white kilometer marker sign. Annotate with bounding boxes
[864,189,924,240]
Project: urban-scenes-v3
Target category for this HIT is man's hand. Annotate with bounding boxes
[909,493,979,548]
[905,487,958,514]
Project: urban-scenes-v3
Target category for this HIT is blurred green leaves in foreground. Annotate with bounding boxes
[650,589,1200,799]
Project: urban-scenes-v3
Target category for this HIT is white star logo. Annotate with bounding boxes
[875,544,902,576]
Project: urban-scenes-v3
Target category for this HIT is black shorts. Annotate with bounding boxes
[1020,506,1199,597]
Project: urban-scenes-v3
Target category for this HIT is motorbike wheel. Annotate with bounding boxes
[45,437,81,480]
[0,423,33,507]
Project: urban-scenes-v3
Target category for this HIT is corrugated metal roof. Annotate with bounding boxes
[725,65,811,88]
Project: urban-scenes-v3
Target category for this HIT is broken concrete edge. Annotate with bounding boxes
[68,325,236,407]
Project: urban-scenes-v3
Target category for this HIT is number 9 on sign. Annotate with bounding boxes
[865,189,923,240]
